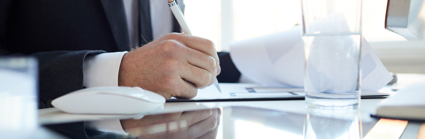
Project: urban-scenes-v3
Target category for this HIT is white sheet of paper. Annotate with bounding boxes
[189,83,304,100]
[229,26,393,91]
[195,84,223,99]
[188,83,388,100]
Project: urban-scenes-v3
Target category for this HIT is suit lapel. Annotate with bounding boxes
[100,0,130,51]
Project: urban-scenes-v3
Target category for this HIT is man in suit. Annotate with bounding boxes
[0,0,240,138]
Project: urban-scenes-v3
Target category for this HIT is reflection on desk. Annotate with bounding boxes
[304,108,362,139]
[40,74,425,139]
[122,108,220,139]
[42,106,424,139]
[229,107,374,139]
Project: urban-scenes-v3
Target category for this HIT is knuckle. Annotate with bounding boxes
[160,40,183,58]
[201,72,213,86]
[216,108,222,115]
[206,119,218,130]
[193,70,211,88]
[162,40,180,50]
[204,39,214,46]
[164,33,181,40]
[207,56,216,70]
[199,109,213,119]
[217,65,222,75]
[163,33,174,39]
[204,39,215,52]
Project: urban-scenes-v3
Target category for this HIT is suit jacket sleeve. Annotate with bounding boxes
[0,1,109,139]
[1,49,106,108]
[32,50,106,108]
[0,0,12,55]
[0,0,106,108]
[44,122,108,139]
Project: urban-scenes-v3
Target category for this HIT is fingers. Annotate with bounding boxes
[183,48,217,87]
[122,112,183,134]
[196,122,219,139]
[169,75,198,99]
[185,108,220,139]
[162,33,221,75]
[159,39,215,89]
[179,62,212,88]
[138,109,215,139]
[184,47,217,75]
[163,109,219,139]
[180,109,213,126]
[123,34,219,99]
[125,109,220,139]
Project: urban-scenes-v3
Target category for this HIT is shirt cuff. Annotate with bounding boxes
[83,51,127,87]
[83,51,128,135]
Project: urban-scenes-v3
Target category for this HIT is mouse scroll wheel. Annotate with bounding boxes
[132,87,145,92]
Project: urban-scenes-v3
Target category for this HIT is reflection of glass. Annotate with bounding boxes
[231,107,304,139]
[122,108,221,139]
[304,108,362,139]
[301,0,362,108]
[0,57,38,138]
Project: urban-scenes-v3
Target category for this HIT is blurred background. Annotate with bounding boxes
[184,0,425,74]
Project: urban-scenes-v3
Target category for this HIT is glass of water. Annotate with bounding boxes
[301,0,362,108]
[0,57,38,138]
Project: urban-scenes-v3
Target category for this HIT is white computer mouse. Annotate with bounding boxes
[52,87,166,114]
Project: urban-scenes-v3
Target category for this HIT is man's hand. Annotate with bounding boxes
[118,33,221,99]
[121,109,221,139]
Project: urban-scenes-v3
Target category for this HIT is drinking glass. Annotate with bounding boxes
[0,57,38,138]
[301,0,363,108]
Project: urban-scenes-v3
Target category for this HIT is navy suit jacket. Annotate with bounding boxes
[0,0,181,108]
[0,1,239,138]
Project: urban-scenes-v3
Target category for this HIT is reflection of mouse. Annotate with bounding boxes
[52,87,165,114]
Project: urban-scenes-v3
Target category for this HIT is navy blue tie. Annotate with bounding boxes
[138,0,153,46]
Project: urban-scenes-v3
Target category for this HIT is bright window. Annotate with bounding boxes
[185,0,407,52]
[184,0,425,73]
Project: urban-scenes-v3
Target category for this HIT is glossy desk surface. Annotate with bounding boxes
[39,74,425,139]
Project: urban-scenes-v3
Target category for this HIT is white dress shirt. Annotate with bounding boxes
[84,0,182,134]
[122,0,176,48]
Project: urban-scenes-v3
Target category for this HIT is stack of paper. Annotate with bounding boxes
[374,83,425,120]
[229,26,393,91]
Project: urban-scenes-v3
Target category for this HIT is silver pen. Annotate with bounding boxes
[168,0,222,92]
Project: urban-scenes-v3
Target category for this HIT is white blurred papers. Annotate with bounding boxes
[230,26,393,91]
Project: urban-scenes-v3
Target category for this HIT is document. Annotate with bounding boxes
[167,83,389,102]
[170,25,392,102]
[229,26,393,91]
